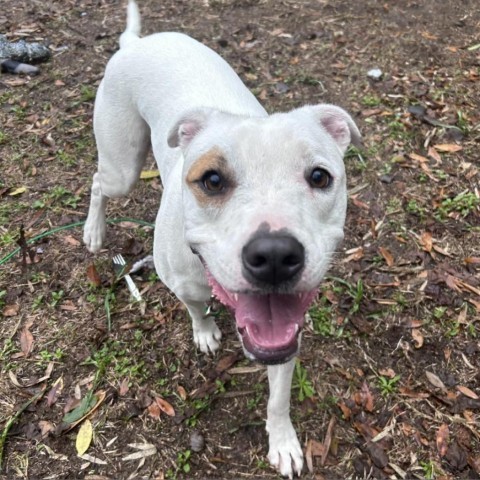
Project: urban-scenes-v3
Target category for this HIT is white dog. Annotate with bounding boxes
[84,1,360,477]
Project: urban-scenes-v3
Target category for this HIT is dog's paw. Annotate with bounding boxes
[267,421,303,478]
[83,220,106,253]
[193,317,222,354]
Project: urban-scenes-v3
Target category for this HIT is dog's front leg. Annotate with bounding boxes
[266,358,303,478]
[183,299,222,354]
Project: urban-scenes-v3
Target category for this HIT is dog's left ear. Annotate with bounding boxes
[168,108,212,149]
[301,104,362,154]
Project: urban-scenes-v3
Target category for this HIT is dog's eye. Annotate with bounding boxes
[308,168,332,189]
[202,170,225,193]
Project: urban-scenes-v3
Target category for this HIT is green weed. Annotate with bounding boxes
[293,360,314,402]
[436,190,479,219]
[377,374,401,396]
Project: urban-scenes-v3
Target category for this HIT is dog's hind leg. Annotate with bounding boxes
[83,86,150,252]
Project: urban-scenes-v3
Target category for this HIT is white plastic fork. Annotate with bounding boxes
[112,254,142,302]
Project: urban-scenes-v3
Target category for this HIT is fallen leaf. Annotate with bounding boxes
[337,401,352,420]
[8,186,27,196]
[122,444,157,461]
[305,439,325,472]
[78,453,107,465]
[47,377,64,407]
[8,370,23,388]
[76,419,93,456]
[154,397,175,417]
[378,368,396,378]
[63,235,81,246]
[140,170,160,179]
[434,144,463,153]
[420,231,433,252]
[86,263,101,287]
[436,423,449,457]
[361,382,374,412]
[38,420,55,438]
[61,390,106,432]
[3,304,20,316]
[409,152,429,164]
[119,378,130,396]
[147,401,161,419]
[426,371,447,391]
[20,325,34,357]
[177,386,188,401]
[378,247,394,266]
[464,257,480,265]
[427,146,442,163]
[412,328,424,348]
[456,386,479,400]
[321,417,336,465]
[365,441,389,468]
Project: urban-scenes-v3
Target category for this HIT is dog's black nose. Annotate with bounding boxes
[242,233,305,285]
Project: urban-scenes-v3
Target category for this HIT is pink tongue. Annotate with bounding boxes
[235,294,305,349]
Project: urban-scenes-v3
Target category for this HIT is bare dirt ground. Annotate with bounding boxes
[1,1,479,479]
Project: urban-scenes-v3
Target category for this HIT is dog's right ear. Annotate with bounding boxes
[167,108,212,149]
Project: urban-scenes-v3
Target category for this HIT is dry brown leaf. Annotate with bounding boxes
[86,263,102,287]
[427,146,442,163]
[147,401,161,419]
[426,371,446,390]
[434,144,463,153]
[119,378,130,396]
[464,257,480,265]
[20,326,34,357]
[47,377,64,407]
[3,304,20,316]
[409,152,429,163]
[420,231,433,252]
[456,385,479,400]
[337,401,352,420]
[8,370,23,388]
[363,382,375,412]
[412,328,424,348]
[408,319,423,328]
[305,439,325,473]
[154,397,175,417]
[321,417,336,465]
[63,235,81,246]
[398,387,430,399]
[177,386,188,401]
[38,420,55,438]
[436,423,449,457]
[378,368,396,378]
[378,247,394,266]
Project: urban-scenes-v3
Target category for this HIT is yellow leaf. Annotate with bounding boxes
[140,170,160,180]
[76,419,93,456]
[8,186,27,196]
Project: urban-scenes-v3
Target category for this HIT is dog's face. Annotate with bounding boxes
[168,105,360,364]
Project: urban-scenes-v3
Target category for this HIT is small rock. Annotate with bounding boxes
[379,174,394,184]
[190,431,205,452]
[367,68,383,81]
[274,82,289,94]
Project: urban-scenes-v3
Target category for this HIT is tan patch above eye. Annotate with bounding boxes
[186,148,236,207]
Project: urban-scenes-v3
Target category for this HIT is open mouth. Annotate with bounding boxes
[205,270,317,364]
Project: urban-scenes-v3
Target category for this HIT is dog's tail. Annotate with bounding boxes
[119,0,141,48]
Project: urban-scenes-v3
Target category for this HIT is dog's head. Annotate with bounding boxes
[168,105,360,364]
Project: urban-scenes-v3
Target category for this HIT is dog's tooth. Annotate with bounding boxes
[233,293,239,302]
